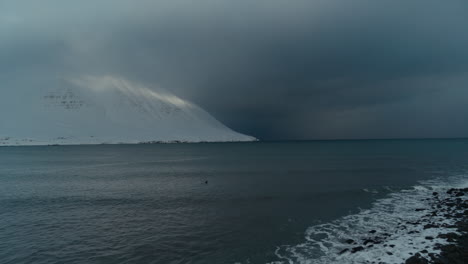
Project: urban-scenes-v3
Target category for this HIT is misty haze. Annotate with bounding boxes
[0,1,467,264]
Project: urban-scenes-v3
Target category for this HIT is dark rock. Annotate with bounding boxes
[339,248,349,254]
[351,246,365,253]
[369,230,377,234]
[405,255,428,264]
[424,223,439,229]
[436,244,467,264]
[425,236,434,240]
[455,192,464,197]
[438,232,459,242]
[441,223,457,228]
[433,192,439,196]
[345,239,355,244]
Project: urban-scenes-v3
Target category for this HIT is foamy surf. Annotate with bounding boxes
[271,175,468,264]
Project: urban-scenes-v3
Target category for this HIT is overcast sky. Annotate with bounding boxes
[2,0,468,140]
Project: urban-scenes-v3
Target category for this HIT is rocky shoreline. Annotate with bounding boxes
[337,186,467,264]
[404,187,467,264]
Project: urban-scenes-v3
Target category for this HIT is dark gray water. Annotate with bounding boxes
[1,140,467,264]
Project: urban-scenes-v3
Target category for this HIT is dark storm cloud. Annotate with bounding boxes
[2,0,468,139]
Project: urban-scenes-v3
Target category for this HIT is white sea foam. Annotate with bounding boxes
[271,175,468,264]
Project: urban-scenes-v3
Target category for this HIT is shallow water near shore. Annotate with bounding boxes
[0,139,467,264]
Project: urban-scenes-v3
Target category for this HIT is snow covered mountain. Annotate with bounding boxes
[0,76,256,146]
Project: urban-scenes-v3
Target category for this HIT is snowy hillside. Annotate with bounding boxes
[0,76,256,146]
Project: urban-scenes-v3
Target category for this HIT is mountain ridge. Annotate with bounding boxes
[0,76,256,146]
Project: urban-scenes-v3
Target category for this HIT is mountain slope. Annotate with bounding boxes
[0,76,256,146]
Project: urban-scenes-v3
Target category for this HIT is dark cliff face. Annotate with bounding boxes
[43,88,88,110]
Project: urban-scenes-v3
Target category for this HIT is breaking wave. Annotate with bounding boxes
[270,175,468,264]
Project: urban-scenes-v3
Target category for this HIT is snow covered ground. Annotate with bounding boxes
[0,76,256,146]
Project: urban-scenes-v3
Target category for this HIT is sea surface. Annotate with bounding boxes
[0,139,467,264]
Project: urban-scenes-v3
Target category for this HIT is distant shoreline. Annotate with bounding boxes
[3,137,468,147]
[0,139,260,147]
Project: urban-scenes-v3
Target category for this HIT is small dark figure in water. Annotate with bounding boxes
[205,180,208,184]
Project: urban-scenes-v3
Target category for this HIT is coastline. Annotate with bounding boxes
[404,187,467,264]
[335,186,468,264]
[0,138,259,147]
[274,176,468,264]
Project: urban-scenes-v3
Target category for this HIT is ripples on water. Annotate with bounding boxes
[0,140,467,264]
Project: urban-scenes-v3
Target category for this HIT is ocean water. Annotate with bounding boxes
[0,139,467,264]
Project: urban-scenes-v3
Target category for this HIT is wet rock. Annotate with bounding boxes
[423,223,439,229]
[437,232,459,242]
[345,239,355,244]
[436,244,467,264]
[405,254,428,264]
[351,246,365,253]
[339,248,349,254]
[441,223,457,228]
